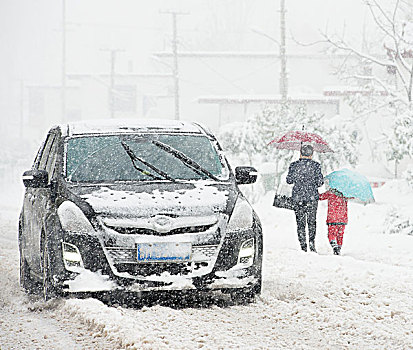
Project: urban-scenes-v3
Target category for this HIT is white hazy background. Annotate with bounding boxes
[0,0,368,120]
[0,0,381,202]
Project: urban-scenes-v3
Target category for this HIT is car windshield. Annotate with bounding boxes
[65,134,228,183]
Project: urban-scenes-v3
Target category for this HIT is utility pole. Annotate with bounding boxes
[160,10,188,120]
[101,49,124,118]
[279,0,288,101]
[61,0,66,123]
[251,1,288,101]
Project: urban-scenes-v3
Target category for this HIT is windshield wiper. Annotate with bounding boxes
[151,140,219,181]
[121,141,176,182]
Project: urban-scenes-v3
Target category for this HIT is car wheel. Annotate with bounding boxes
[19,252,37,294]
[42,243,60,301]
[230,278,261,304]
[230,287,255,304]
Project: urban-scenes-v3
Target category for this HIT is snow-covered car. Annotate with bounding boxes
[19,119,262,301]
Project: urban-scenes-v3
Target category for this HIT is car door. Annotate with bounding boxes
[22,136,47,269]
[28,132,57,273]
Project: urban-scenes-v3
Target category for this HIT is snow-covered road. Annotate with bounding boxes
[1,181,413,349]
[0,210,122,350]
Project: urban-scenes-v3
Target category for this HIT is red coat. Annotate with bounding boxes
[319,190,349,224]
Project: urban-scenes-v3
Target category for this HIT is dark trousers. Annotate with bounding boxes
[293,200,318,251]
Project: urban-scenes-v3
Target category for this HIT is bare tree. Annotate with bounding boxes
[324,0,412,105]
[322,0,413,176]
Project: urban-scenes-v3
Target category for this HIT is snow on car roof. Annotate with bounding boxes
[62,119,203,137]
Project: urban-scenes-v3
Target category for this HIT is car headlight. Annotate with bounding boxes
[58,201,95,234]
[226,196,254,231]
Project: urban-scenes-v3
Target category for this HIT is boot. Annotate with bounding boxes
[309,241,317,253]
[330,240,338,254]
[333,246,341,255]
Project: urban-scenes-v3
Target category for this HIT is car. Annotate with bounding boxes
[19,119,262,302]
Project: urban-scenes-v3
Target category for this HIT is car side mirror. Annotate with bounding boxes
[22,170,49,188]
[235,166,258,185]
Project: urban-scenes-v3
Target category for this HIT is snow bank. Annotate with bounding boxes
[375,179,413,236]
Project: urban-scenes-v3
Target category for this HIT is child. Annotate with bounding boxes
[319,188,350,255]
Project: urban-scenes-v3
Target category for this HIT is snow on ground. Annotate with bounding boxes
[0,208,121,350]
[1,180,413,349]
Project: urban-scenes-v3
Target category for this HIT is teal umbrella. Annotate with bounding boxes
[325,168,375,203]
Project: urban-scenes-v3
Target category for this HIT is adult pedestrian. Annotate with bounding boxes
[286,144,324,252]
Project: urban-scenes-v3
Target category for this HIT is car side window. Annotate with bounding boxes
[38,134,56,172]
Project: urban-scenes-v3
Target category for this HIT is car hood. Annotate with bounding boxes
[68,181,235,218]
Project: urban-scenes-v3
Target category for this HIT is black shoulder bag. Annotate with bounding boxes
[273,194,296,210]
[273,184,296,210]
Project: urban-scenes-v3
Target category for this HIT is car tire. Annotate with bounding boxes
[19,252,37,294]
[42,243,60,301]
[230,277,261,304]
[230,287,256,304]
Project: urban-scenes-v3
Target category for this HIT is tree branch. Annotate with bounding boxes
[353,98,407,121]
[321,33,392,67]
[324,0,413,106]
[367,2,393,39]
[289,31,326,47]
[368,0,411,72]
[390,0,411,72]
[408,60,413,102]
[333,52,353,76]
[323,31,412,99]
[368,0,394,27]
[341,74,396,98]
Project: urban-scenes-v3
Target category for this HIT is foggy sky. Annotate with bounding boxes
[0,0,373,146]
[0,0,368,84]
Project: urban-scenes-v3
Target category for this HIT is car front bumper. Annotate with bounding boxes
[54,223,262,294]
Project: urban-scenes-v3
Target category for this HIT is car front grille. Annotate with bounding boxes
[106,245,219,277]
[192,245,217,260]
[106,245,218,264]
[106,247,136,263]
[104,224,215,236]
[114,262,193,277]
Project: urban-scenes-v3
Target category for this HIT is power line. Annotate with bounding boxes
[179,40,248,93]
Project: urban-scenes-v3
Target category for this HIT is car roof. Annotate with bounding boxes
[60,119,207,137]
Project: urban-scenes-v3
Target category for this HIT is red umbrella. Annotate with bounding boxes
[268,130,334,153]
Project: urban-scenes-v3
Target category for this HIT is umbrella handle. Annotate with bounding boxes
[301,126,304,151]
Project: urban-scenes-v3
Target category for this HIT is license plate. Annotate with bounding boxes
[136,242,192,262]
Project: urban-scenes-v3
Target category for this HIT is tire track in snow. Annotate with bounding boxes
[0,213,121,350]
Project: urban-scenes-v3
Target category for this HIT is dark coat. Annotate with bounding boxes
[286,159,324,202]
